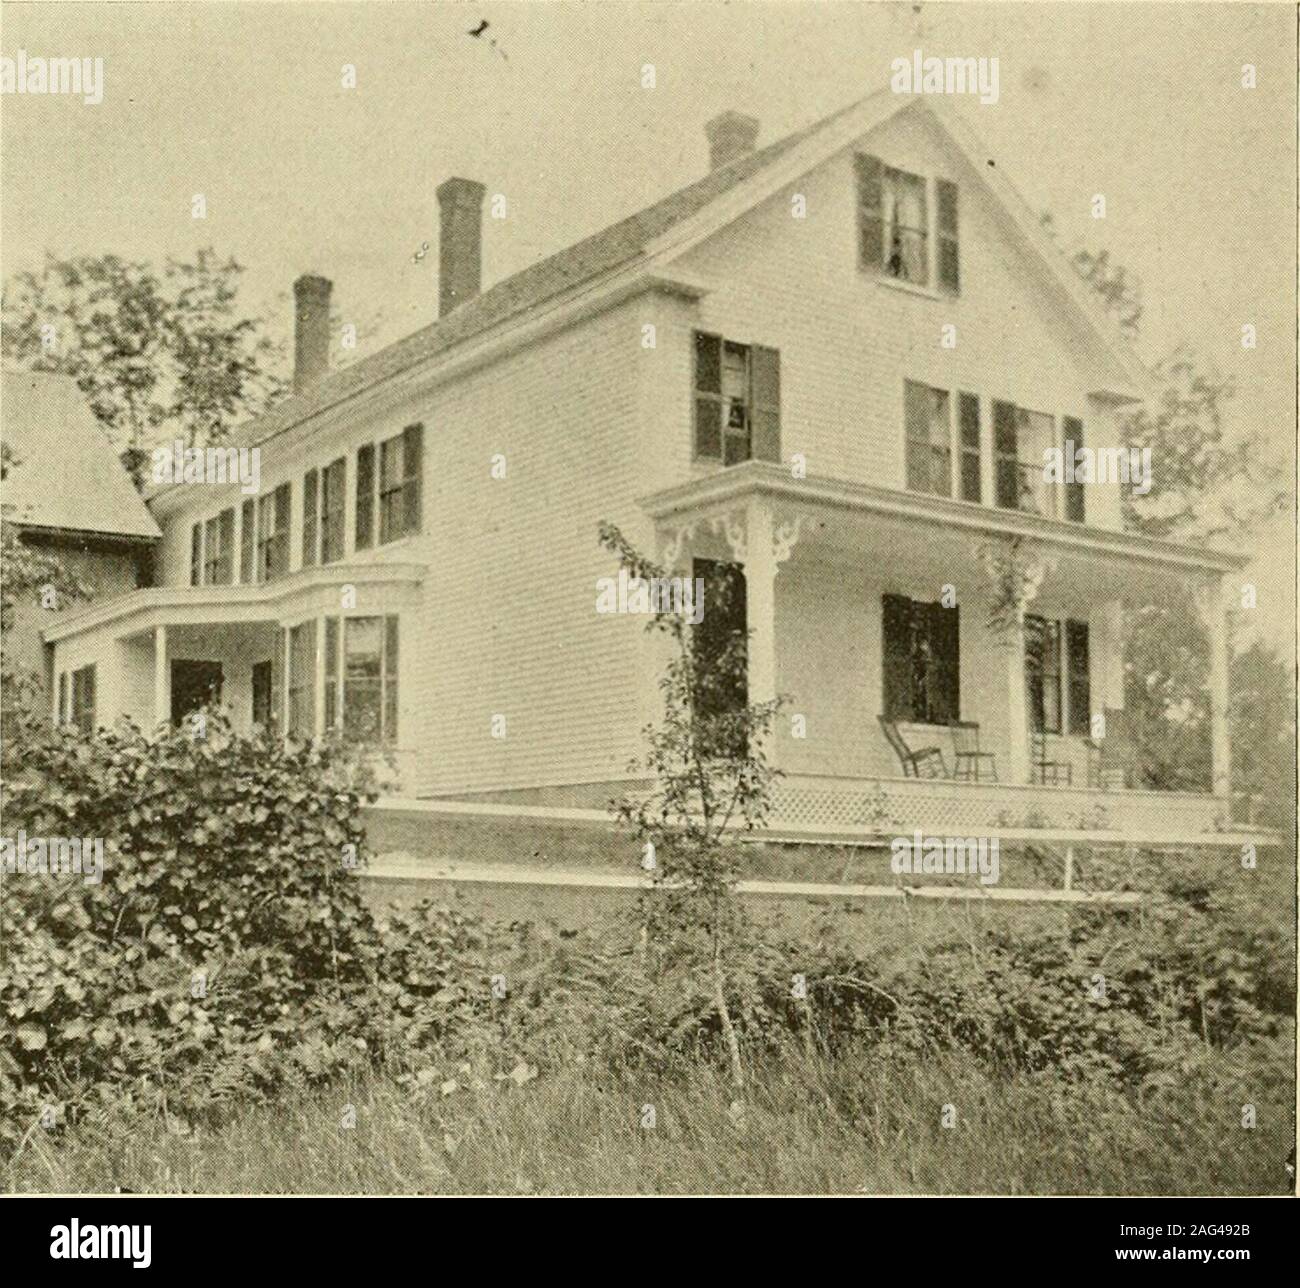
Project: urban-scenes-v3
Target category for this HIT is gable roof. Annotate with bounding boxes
[1,368,161,540]
[180,86,1150,467]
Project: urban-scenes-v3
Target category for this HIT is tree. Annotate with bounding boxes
[2,249,287,482]
[0,445,91,738]
[597,522,783,1098]
[1047,215,1292,802]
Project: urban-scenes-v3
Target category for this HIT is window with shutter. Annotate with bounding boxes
[904,380,952,496]
[937,179,959,293]
[355,443,375,550]
[57,671,67,726]
[257,483,291,582]
[302,468,319,566]
[1063,416,1085,523]
[190,523,202,586]
[692,332,780,467]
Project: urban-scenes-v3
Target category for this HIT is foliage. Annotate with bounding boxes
[596,521,784,1095]
[0,444,92,735]
[2,249,287,479]
[0,716,380,1144]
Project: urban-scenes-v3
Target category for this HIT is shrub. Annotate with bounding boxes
[1,716,381,1142]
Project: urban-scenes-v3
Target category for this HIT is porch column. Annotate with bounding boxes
[1095,598,1125,715]
[1005,635,1029,785]
[1195,580,1231,798]
[744,496,777,708]
[153,625,170,728]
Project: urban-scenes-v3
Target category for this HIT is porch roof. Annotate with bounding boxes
[638,462,1246,578]
[42,562,426,644]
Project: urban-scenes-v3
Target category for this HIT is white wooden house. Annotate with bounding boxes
[42,91,1244,840]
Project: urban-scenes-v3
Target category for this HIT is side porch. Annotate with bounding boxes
[640,462,1244,840]
[42,562,426,785]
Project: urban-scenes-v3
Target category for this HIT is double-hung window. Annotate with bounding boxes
[857,155,960,293]
[693,332,781,466]
[257,483,291,581]
[994,401,1058,517]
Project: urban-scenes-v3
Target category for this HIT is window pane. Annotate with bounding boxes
[343,617,383,741]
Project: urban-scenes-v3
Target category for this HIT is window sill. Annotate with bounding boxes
[868,274,952,303]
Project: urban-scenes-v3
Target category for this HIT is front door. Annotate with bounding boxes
[171,660,223,724]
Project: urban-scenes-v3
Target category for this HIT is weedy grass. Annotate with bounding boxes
[7,1038,1291,1196]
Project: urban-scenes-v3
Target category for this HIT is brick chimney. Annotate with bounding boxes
[292,274,332,393]
[436,177,487,317]
[704,110,759,171]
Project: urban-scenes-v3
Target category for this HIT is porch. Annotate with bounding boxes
[640,462,1244,838]
[42,562,425,783]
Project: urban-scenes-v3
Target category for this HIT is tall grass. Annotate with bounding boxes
[7,1038,1291,1196]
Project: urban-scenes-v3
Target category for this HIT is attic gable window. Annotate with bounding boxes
[693,332,780,466]
[856,155,960,294]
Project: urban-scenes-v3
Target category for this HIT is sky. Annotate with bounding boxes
[1,0,1295,646]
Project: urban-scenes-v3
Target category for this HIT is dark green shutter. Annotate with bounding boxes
[931,602,960,723]
[403,424,423,534]
[302,468,318,566]
[693,332,722,460]
[881,594,913,721]
[936,179,960,293]
[1063,416,1085,523]
[749,345,780,462]
[993,400,1019,509]
[855,154,883,270]
[356,444,374,550]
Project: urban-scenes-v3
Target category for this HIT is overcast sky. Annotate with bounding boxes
[1,0,1294,646]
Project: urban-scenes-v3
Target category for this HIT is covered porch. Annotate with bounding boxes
[641,462,1243,839]
[43,563,425,782]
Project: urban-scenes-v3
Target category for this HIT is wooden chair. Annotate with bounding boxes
[950,720,997,782]
[1085,707,1134,790]
[1030,728,1072,785]
[878,716,947,779]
